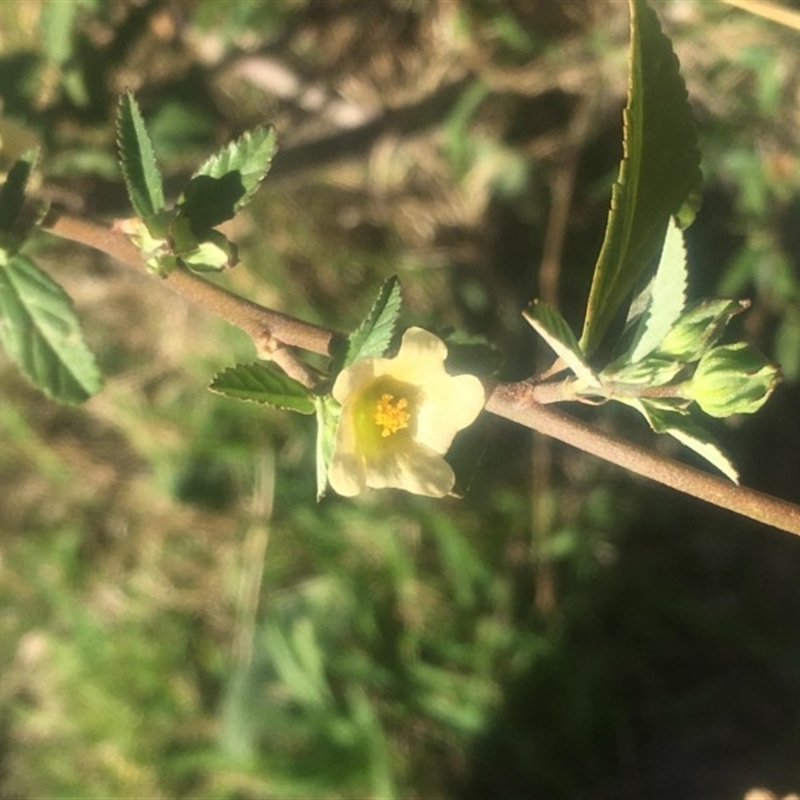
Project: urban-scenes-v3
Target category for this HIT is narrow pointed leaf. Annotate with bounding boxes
[601,354,685,387]
[210,361,315,414]
[342,276,402,369]
[625,398,739,482]
[0,255,102,403]
[626,217,688,361]
[116,91,165,219]
[523,299,598,386]
[579,0,701,357]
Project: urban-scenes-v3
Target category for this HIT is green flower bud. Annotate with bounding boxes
[691,343,781,418]
[656,299,747,361]
[179,229,237,272]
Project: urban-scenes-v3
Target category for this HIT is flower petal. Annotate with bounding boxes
[332,357,380,404]
[328,450,367,496]
[414,373,485,453]
[365,440,455,497]
[381,327,449,385]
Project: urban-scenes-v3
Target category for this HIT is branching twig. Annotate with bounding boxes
[44,210,337,388]
[42,211,800,537]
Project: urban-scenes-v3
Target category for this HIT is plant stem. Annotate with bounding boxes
[487,382,800,537]
[43,212,800,537]
[43,211,338,357]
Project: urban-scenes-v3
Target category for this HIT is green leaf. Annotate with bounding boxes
[209,361,315,414]
[625,217,688,362]
[171,221,237,273]
[187,125,277,214]
[179,237,236,272]
[625,398,740,482]
[116,91,165,220]
[0,151,36,235]
[601,354,686,388]
[579,0,701,357]
[523,299,598,387]
[314,395,342,501]
[0,255,102,403]
[178,173,248,232]
[342,276,402,369]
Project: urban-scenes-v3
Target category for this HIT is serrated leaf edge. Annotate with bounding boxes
[188,125,277,213]
[0,256,102,403]
[116,91,165,220]
[209,361,315,414]
[342,275,403,369]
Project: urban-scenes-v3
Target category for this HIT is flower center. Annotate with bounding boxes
[372,393,411,438]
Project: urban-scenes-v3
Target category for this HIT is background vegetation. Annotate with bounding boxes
[1,1,799,797]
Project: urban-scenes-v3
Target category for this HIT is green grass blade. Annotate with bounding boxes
[579,0,701,357]
[116,91,165,219]
[0,255,102,403]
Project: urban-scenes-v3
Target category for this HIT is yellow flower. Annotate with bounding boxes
[328,327,486,497]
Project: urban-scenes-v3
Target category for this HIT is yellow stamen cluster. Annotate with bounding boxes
[373,393,410,437]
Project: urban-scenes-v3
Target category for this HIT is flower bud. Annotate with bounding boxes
[691,343,781,418]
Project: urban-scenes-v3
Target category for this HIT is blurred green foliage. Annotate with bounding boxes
[1,1,800,799]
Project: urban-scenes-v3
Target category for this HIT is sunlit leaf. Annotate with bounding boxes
[600,354,686,388]
[175,226,237,273]
[179,237,235,272]
[624,398,739,482]
[314,394,342,501]
[523,299,598,386]
[579,0,701,357]
[625,217,688,362]
[0,255,101,403]
[210,361,315,414]
[116,91,165,220]
[341,276,402,369]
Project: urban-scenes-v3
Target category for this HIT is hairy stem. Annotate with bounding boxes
[43,211,338,357]
[487,382,800,537]
[43,212,800,537]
